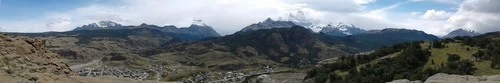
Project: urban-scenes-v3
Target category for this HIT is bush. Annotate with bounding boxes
[447,54,461,62]
[432,40,445,48]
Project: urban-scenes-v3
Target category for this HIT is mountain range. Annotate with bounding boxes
[0,14,476,82]
[74,20,220,39]
[319,23,367,37]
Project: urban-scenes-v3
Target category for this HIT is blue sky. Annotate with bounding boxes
[0,0,91,20]
[0,0,123,20]
[365,0,457,12]
[0,0,499,36]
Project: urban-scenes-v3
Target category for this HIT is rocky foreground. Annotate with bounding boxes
[0,33,73,82]
[0,34,173,83]
[388,73,500,83]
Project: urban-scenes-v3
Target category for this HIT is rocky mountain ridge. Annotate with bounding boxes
[443,28,481,38]
[74,20,220,38]
[240,18,298,32]
[319,22,367,36]
[0,34,73,82]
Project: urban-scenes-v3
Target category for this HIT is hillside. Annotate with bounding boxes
[0,34,73,82]
[0,34,174,83]
[7,28,178,65]
[305,31,500,83]
[324,28,440,51]
[147,26,351,68]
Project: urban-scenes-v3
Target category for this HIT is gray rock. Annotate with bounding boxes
[424,73,500,83]
[387,79,422,83]
[256,74,276,83]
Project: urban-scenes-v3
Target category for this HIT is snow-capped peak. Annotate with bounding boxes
[335,22,356,31]
[320,22,366,36]
[192,20,207,26]
[284,10,323,32]
[295,10,306,21]
[96,21,121,27]
[83,21,121,28]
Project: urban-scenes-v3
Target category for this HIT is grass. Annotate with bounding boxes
[356,52,401,71]
[473,60,500,75]
[422,42,500,75]
[423,43,478,69]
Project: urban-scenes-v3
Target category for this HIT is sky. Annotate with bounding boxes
[0,0,499,36]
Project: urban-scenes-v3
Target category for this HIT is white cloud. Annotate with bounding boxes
[354,0,376,5]
[46,17,73,31]
[399,0,500,36]
[433,0,463,5]
[411,12,421,15]
[446,0,500,33]
[409,0,463,5]
[421,9,453,20]
[2,0,384,35]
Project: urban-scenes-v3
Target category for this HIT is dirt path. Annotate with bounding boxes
[69,58,102,71]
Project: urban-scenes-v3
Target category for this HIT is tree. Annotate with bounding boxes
[444,55,475,75]
[457,60,475,75]
[447,54,461,62]
[473,50,485,61]
[432,40,445,48]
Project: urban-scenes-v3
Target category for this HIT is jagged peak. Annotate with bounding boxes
[96,20,121,27]
[192,20,207,26]
[336,22,354,28]
[289,13,295,18]
[278,17,284,21]
[264,17,274,23]
[295,10,306,20]
[139,23,149,26]
[80,20,122,28]
[443,28,480,38]
[453,28,476,33]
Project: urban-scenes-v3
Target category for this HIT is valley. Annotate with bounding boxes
[0,19,461,82]
[1,0,499,83]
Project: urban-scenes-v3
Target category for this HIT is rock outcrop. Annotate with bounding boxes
[388,73,500,83]
[0,34,73,82]
[387,79,422,83]
[424,73,500,83]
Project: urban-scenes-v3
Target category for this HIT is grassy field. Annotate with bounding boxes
[422,42,500,75]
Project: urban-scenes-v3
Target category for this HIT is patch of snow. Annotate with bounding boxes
[192,20,206,26]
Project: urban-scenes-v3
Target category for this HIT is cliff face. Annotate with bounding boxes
[0,34,73,81]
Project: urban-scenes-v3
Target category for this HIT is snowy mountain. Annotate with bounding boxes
[286,10,322,32]
[73,20,220,39]
[240,18,297,32]
[443,29,480,38]
[73,21,123,30]
[319,23,366,36]
[192,19,207,26]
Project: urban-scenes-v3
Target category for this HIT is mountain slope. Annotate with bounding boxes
[240,18,298,32]
[319,23,366,37]
[7,28,177,64]
[341,28,439,51]
[443,29,480,38]
[74,20,220,38]
[148,26,350,69]
[305,31,500,83]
